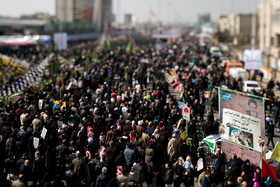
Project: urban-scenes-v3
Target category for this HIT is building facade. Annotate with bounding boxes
[259,0,280,70]
[93,0,112,32]
[56,0,94,23]
[124,14,132,26]
[56,0,74,23]
[217,13,255,46]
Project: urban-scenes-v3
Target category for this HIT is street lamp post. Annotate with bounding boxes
[251,0,257,50]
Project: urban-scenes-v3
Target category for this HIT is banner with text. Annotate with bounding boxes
[222,108,261,153]
[244,49,262,70]
[54,32,67,50]
[219,88,265,165]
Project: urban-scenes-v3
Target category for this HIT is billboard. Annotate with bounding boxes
[54,32,67,50]
[219,88,265,166]
[198,14,211,27]
[221,108,261,153]
[244,49,262,70]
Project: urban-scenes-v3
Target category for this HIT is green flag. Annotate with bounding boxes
[105,39,111,50]
[125,40,133,53]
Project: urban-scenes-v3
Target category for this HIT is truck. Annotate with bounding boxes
[228,67,249,80]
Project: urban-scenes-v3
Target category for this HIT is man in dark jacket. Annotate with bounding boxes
[15,153,28,175]
[211,155,223,185]
[266,121,275,148]
[4,152,16,174]
[32,151,45,185]
[267,78,275,90]
[271,104,279,127]
[95,167,108,187]
[124,143,136,170]
[212,118,219,134]
[19,159,32,185]
[57,139,70,169]
[132,159,145,186]
[164,162,174,186]
[201,170,211,187]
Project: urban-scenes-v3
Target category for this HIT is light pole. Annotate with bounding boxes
[250,0,257,80]
[251,0,257,50]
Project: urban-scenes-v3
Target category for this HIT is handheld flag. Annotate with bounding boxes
[261,158,278,182]
[271,143,280,163]
[68,121,74,127]
[61,101,66,111]
[105,39,111,50]
[125,40,133,53]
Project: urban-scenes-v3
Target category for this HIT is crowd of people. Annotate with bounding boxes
[0,46,51,97]
[0,36,278,187]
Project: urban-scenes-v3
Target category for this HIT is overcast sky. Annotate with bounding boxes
[1,0,260,24]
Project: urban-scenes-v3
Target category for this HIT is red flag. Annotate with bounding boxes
[261,158,278,182]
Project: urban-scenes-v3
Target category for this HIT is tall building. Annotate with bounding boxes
[259,0,280,69]
[56,0,94,23]
[259,0,272,54]
[94,0,112,32]
[56,0,74,23]
[124,14,132,26]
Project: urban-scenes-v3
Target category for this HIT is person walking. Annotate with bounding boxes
[164,162,174,187]
[266,120,275,148]
[271,103,279,127]
[132,159,146,187]
[167,134,179,162]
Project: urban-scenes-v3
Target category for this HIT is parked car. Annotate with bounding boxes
[210,46,222,57]
[243,80,262,93]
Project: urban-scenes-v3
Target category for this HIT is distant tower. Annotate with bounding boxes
[124,14,132,26]
[94,0,112,32]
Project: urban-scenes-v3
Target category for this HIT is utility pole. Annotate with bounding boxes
[251,0,257,49]
[118,0,121,24]
[250,0,257,80]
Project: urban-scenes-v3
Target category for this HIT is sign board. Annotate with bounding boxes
[33,137,39,149]
[180,132,192,145]
[197,158,204,171]
[38,99,43,110]
[54,32,67,50]
[180,131,188,141]
[221,108,261,153]
[182,107,190,121]
[41,128,48,139]
[178,102,187,109]
[244,49,262,70]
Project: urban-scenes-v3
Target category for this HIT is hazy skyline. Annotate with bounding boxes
[1,0,260,24]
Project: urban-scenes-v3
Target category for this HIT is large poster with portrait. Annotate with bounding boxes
[219,88,265,165]
[221,108,261,153]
